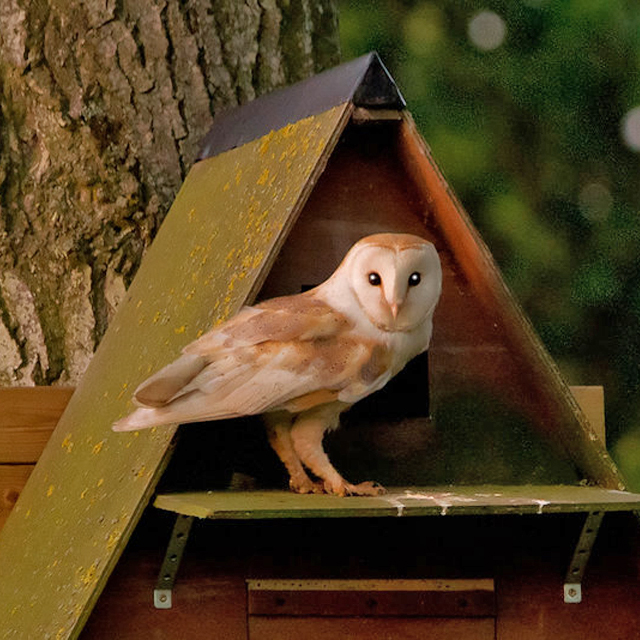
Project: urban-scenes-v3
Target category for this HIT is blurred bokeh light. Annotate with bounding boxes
[468,10,507,51]
[621,107,640,152]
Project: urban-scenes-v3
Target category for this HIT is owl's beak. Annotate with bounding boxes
[385,277,404,321]
[386,284,404,320]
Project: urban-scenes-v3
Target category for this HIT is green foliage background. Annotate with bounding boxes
[339,0,640,487]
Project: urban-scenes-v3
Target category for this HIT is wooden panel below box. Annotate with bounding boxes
[248,578,495,617]
[78,511,640,640]
[249,617,495,640]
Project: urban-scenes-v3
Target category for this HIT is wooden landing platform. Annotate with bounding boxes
[154,485,640,520]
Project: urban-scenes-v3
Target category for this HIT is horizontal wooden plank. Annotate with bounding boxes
[0,387,74,463]
[352,107,404,122]
[248,579,495,617]
[248,579,495,593]
[0,464,34,530]
[154,485,640,520]
[249,616,495,640]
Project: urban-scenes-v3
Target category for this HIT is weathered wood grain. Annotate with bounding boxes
[0,387,74,463]
[570,386,605,443]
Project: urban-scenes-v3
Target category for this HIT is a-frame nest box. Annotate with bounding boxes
[1,53,639,639]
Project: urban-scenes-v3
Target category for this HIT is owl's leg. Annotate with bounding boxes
[264,413,323,494]
[290,406,385,497]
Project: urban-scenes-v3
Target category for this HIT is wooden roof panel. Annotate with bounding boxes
[197,52,404,160]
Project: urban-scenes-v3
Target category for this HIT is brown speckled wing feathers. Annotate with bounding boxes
[131,293,390,421]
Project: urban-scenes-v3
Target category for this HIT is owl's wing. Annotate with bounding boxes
[126,293,391,426]
[132,295,339,408]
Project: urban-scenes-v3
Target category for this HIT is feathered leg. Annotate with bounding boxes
[263,413,322,494]
[290,405,385,497]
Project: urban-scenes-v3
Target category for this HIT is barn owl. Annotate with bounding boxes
[113,233,442,496]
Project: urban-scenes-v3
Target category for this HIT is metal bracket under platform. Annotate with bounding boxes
[151,486,640,607]
[154,514,194,609]
[564,510,605,604]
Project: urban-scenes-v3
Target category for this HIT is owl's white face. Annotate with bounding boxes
[345,234,442,332]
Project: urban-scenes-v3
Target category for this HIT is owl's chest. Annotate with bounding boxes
[374,322,432,372]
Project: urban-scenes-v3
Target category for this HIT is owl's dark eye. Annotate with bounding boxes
[368,272,382,286]
[408,272,421,286]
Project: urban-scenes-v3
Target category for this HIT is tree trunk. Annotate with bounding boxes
[0,0,340,385]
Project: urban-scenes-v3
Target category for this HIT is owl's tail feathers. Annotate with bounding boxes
[112,407,172,432]
[134,353,207,408]
[111,390,243,432]
[112,353,209,432]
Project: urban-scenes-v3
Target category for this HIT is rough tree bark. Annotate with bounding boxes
[0,0,340,386]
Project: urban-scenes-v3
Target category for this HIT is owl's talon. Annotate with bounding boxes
[347,480,386,496]
[311,482,326,494]
[324,479,385,497]
[290,476,324,494]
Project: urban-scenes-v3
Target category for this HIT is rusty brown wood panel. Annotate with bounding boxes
[249,616,496,640]
[496,552,640,639]
[80,551,247,640]
[77,512,640,640]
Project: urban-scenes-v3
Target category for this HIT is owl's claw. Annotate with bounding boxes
[324,479,386,497]
[347,480,386,496]
[290,476,325,494]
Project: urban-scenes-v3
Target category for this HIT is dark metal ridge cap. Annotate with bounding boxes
[197,52,405,161]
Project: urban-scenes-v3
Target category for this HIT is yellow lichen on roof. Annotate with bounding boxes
[259,130,275,155]
[61,434,74,453]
